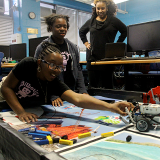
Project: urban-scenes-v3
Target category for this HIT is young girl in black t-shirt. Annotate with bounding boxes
[1,42,134,123]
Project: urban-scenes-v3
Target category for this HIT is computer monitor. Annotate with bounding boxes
[10,43,26,62]
[127,20,160,56]
[29,36,48,57]
[0,45,10,58]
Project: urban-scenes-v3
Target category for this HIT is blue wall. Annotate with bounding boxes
[13,0,41,56]
[13,0,160,55]
[117,0,160,25]
[44,0,92,12]
[116,0,160,43]
[12,0,92,56]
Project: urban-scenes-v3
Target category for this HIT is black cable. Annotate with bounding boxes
[143,114,160,125]
[79,154,116,160]
[151,119,160,124]
[137,113,160,125]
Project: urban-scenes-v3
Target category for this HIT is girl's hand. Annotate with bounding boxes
[18,111,38,123]
[84,42,91,50]
[110,101,134,116]
[52,97,63,107]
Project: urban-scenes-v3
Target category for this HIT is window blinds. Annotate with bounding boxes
[0,16,13,45]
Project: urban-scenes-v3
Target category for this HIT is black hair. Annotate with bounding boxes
[92,0,117,17]
[38,42,61,60]
[45,13,70,32]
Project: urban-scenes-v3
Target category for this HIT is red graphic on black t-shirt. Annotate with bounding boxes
[61,51,71,71]
[16,81,39,99]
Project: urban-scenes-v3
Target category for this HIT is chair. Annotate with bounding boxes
[0,52,4,76]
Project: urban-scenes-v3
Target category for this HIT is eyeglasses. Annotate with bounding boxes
[42,60,64,72]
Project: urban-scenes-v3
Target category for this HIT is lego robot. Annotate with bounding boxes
[123,86,160,132]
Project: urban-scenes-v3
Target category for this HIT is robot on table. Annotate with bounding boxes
[126,86,160,132]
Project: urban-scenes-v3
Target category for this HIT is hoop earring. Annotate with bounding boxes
[37,66,41,72]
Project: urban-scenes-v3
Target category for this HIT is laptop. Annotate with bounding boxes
[101,42,126,61]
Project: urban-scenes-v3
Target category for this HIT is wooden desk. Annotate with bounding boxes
[91,59,160,65]
[79,61,87,70]
[91,59,160,91]
[80,61,87,64]
[1,63,17,68]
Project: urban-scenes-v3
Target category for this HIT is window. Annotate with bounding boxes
[0,1,13,45]
[56,6,78,45]
[78,11,91,51]
[0,16,13,45]
[40,4,91,51]
[40,2,56,17]
[4,0,9,15]
[40,2,56,37]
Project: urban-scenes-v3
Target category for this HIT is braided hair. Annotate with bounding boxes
[92,0,117,16]
[45,13,70,32]
[38,42,61,60]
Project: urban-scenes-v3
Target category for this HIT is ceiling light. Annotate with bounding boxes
[75,0,93,5]
[114,0,128,4]
[117,9,128,14]
[91,3,94,6]
[91,0,128,6]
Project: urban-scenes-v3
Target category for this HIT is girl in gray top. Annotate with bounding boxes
[35,14,88,107]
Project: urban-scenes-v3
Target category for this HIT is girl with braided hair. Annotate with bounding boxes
[1,41,134,123]
[35,13,88,107]
[79,0,127,89]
